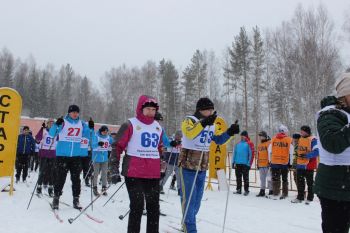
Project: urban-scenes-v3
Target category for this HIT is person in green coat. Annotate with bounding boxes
[315,72,350,233]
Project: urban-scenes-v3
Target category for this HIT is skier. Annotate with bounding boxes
[50,104,94,210]
[256,131,272,197]
[30,140,40,172]
[108,132,122,184]
[232,131,252,196]
[268,125,293,200]
[179,97,240,233]
[35,119,57,196]
[15,126,35,183]
[291,126,319,204]
[91,125,113,196]
[314,72,350,233]
[291,133,301,189]
[111,95,163,233]
[160,130,182,195]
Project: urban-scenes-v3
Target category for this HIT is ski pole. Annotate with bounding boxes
[27,179,39,210]
[166,148,177,198]
[68,184,111,224]
[118,209,130,220]
[181,126,209,226]
[102,181,125,207]
[222,152,233,233]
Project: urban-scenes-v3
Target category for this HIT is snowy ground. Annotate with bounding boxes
[0,172,322,233]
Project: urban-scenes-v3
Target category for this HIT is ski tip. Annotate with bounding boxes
[68,218,74,224]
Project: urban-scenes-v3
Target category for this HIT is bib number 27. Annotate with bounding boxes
[141,133,160,148]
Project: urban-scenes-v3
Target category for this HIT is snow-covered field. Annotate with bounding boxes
[0,173,321,233]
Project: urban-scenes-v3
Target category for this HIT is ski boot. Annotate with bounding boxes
[52,196,59,210]
[48,186,54,197]
[93,186,100,196]
[256,189,265,197]
[36,185,42,195]
[73,197,82,210]
[101,186,108,196]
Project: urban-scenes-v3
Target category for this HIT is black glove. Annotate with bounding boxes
[56,117,64,126]
[227,120,240,136]
[200,111,217,127]
[170,140,177,147]
[41,122,46,128]
[98,141,104,147]
[288,164,292,169]
[88,118,94,129]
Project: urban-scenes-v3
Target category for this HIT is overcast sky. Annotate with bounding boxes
[1,0,349,82]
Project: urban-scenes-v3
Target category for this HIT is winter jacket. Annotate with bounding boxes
[113,95,164,179]
[49,115,91,157]
[162,128,170,148]
[16,133,35,155]
[35,127,57,158]
[178,114,232,171]
[268,133,293,169]
[232,138,252,167]
[92,131,113,163]
[296,137,319,170]
[314,96,350,202]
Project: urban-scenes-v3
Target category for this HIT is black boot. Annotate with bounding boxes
[48,186,53,197]
[36,185,42,194]
[256,189,265,197]
[268,190,273,195]
[73,197,82,210]
[101,186,107,196]
[52,196,59,210]
[93,186,100,196]
[85,178,90,187]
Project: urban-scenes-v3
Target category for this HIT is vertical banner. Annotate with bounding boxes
[0,88,22,195]
[206,116,228,191]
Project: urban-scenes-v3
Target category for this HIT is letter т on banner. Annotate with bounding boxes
[0,88,22,196]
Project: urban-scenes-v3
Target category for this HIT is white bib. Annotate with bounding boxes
[126,117,162,159]
[80,137,89,149]
[94,135,110,152]
[41,130,57,150]
[316,105,350,165]
[182,116,215,152]
[58,119,83,143]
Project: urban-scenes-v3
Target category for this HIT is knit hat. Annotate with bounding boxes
[23,126,30,131]
[142,99,159,110]
[300,125,311,135]
[240,131,248,137]
[292,133,301,139]
[68,104,80,113]
[258,131,267,138]
[278,124,288,133]
[99,125,109,133]
[335,72,350,97]
[196,97,214,111]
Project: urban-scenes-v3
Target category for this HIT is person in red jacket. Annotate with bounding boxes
[111,95,163,233]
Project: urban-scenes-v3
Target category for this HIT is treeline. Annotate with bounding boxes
[0,5,348,139]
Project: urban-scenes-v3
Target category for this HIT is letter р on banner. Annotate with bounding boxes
[206,116,229,191]
[0,88,22,195]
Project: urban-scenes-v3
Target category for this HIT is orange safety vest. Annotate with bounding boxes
[271,136,292,165]
[297,136,313,166]
[257,141,271,167]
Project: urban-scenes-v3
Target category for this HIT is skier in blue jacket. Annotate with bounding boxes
[91,125,113,196]
[232,131,252,195]
[50,104,94,210]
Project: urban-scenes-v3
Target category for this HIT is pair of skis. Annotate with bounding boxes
[39,194,103,224]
